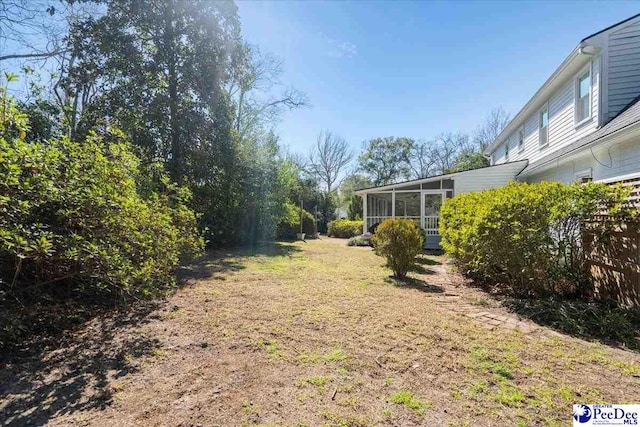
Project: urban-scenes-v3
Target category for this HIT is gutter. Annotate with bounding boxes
[517,121,640,178]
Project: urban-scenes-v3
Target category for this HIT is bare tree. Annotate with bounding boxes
[227,45,308,139]
[406,139,437,179]
[473,107,510,150]
[430,133,472,174]
[0,0,67,62]
[308,131,353,194]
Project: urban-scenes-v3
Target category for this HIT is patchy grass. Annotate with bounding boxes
[299,376,333,388]
[323,349,348,362]
[388,390,431,414]
[4,238,639,426]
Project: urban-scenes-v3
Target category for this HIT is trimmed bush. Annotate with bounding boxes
[440,181,633,298]
[0,93,204,302]
[371,219,424,279]
[347,235,371,247]
[327,219,363,238]
[276,202,317,239]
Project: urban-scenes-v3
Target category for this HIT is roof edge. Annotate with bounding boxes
[355,160,529,194]
[581,13,640,42]
[483,45,583,155]
[517,120,640,177]
[486,13,640,156]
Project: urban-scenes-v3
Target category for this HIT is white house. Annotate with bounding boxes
[356,14,640,249]
[354,161,528,249]
[486,13,640,188]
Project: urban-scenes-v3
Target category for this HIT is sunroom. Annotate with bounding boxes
[354,160,528,249]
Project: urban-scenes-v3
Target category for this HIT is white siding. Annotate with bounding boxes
[523,135,640,184]
[494,57,600,165]
[455,161,528,194]
[608,19,640,121]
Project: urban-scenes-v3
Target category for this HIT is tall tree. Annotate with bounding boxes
[473,107,510,150]
[308,131,353,195]
[358,137,413,185]
[307,131,352,232]
[339,174,372,205]
[429,132,472,174]
[448,107,510,172]
[67,0,243,181]
[406,139,437,179]
[57,0,249,245]
[227,46,307,140]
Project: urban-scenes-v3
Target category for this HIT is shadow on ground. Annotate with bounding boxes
[0,303,162,426]
[178,241,302,283]
[385,276,444,293]
[0,242,299,426]
[501,297,640,352]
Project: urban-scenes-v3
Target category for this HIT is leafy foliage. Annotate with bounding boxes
[327,219,363,238]
[0,89,203,302]
[276,202,317,240]
[502,297,640,350]
[372,219,424,279]
[440,181,634,297]
[358,137,413,185]
[346,194,362,220]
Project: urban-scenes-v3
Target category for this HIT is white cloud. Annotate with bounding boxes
[318,32,358,58]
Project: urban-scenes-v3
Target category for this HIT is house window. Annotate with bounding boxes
[575,65,591,124]
[517,126,525,152]
[504,142,509,161]
[539,104,549,148]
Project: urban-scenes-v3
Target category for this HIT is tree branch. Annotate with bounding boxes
[0,49,67,62]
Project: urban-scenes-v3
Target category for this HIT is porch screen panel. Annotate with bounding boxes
[366,193,392,231]
[394,192,420,219]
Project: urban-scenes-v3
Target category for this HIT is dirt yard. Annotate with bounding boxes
[1,238,639,426]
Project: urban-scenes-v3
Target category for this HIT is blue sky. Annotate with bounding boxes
[237,0,640,155]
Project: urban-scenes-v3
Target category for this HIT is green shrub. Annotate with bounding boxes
[502,297,640,350]
[440,181,633,297]
[372,219,424,279]
[276,202,317,239]
[327,219,363,238]
[0,89,204,301]
[347,235,371,247]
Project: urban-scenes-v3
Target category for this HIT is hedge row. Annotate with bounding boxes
[276,202,317,239]
[0,94,204,303]
[327,219,363,238]
[439,181,632,298]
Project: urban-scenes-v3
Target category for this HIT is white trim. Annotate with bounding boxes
[539,101,549,149]
[598,53,604,127]
[597,171,640,184]
[484,45,600,155]
[391,190,395,217]
[574,61,593,127]
[517,125,525,153]
[362,194,367,234]
[355,160,529,195]
[517,121,640,178]
[420,190,445,231]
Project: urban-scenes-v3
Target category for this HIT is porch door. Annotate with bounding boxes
[421,191,444,235]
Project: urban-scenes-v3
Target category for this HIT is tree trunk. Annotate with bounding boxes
[165,0,181,181]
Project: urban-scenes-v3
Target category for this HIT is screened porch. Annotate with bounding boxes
[361,178,454,249]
